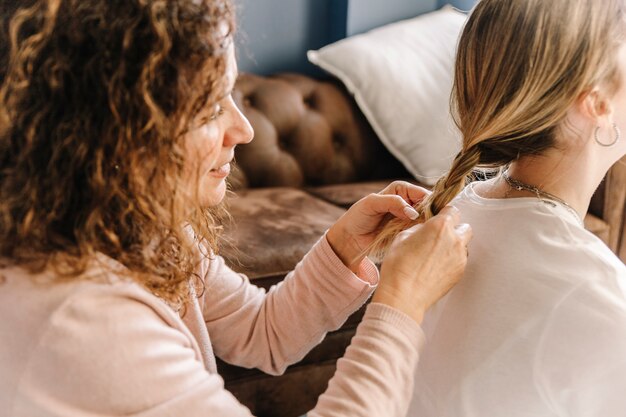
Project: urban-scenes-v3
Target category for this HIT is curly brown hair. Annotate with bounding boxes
[0,0,235,308]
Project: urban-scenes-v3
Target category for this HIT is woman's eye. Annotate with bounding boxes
[209,105,226,121]
[191,105,226,129]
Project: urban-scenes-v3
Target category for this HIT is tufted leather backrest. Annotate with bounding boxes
[231,73,407,189]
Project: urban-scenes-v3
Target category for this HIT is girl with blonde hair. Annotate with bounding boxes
[372,0,626,415]
[0,0,472,415]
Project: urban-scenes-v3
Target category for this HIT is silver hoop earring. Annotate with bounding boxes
[594,123,621,147]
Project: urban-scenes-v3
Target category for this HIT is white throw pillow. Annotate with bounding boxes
[308,6,467,185]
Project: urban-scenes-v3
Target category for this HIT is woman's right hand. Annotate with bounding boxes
[372,206,472,324]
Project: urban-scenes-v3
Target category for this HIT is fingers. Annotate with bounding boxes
[454,223,473,246]
[423,205,473,247]
[364,193,419,220]
[394,222,422,242]
[437,205,461,225]
[380,181,431,206]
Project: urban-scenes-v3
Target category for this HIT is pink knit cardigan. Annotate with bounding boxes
[0,236,425,416]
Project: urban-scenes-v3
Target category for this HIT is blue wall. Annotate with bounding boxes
[346,0,437,36]
[236,0,477,75]
[444,0,477,11]
[235,0,335,75]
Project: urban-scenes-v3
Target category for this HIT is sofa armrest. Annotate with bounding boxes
[591,156,626,256]
[605,157,626,252]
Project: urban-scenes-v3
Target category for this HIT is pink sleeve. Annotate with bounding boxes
[202,235,379,374]
[310,303,425,417]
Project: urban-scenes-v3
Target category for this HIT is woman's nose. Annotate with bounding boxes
[224,102,254,146]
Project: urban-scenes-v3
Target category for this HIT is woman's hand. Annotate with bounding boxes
[372,206,472,324]
[326,181,428,273]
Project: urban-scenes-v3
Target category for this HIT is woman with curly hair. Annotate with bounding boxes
[371,0,626,415]
[0,0,471,415]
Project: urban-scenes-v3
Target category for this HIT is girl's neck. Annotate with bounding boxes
[476,146,609,220]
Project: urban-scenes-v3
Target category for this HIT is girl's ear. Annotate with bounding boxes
[578,88,614,126]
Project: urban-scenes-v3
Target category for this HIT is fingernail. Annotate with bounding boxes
[449,205,460,214]
[403,206,419,220]
[454,223,471,235]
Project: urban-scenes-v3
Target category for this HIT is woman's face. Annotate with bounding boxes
[183,46,254,207]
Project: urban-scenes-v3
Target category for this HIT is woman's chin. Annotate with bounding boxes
[200,177,227,207]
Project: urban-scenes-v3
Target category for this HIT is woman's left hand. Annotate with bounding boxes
[326,181,428,273]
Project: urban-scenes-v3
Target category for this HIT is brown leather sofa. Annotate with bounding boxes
[218,73,626,417]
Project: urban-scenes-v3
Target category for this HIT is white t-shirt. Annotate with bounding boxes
[409,183,626,417]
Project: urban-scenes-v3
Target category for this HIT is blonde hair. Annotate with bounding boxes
[369,0,626,256]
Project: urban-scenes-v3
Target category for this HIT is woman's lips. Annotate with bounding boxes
[209,162,231,178]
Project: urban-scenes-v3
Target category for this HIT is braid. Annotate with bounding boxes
[366,146,481,259]
[422,146,481,220]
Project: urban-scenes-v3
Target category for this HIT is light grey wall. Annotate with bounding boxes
[236,0,477,76]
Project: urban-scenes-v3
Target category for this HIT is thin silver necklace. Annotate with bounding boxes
[501,170,584,226]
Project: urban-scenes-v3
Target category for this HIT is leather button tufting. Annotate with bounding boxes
[231,72,408,188]
[332,134,344,150]
[278,135,290,150]
[303,95,315,108]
